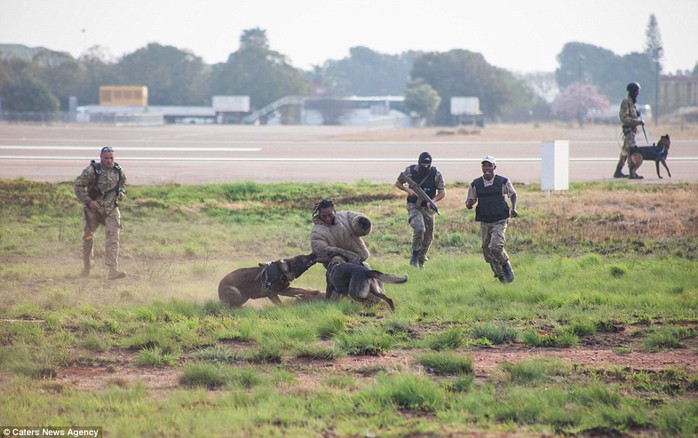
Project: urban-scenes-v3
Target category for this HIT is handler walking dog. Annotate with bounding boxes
[218,253,320,307]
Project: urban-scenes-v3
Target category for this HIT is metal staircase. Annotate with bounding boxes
[242,96,305,124]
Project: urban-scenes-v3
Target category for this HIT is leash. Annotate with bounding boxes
[637,109,650,145]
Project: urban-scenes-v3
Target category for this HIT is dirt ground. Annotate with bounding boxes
[56,326,698,394]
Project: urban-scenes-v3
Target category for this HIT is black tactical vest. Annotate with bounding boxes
[473,175,510,222]
[406,165,437,205]
[88,160,123,200]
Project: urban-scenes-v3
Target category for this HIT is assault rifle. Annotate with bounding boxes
[401,171,440,215]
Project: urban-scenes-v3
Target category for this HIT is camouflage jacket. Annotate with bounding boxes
[619,97,641,128]
[74,161,127,208]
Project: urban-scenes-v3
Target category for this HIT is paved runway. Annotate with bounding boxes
[0,124,696,185]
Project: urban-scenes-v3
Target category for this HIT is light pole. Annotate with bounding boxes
[577,54,584,127]
[653,47,663,124]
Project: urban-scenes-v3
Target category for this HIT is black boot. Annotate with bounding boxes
[613,163,628,178]
[490,262,506,283]
[410,251,420,268]
[502,261,515,283]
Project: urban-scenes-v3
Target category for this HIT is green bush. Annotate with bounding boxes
[415,351,473,375]
[358,373,445,412]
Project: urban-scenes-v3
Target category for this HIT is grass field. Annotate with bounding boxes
[0,178,696,437]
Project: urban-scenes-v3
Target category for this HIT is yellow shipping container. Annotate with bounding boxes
[99,86,148,106]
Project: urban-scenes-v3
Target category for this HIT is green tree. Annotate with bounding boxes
[410,49,528,124]
[78,46,119,105]
[116,43,210,105]
[644,14,663,66]
[404,79,441,125]
[1,73,59,112]
[556,42,655,104]
[33,53,86,110]
[211,28,308,114]
[321,47,419,96]
[644,14,663,120]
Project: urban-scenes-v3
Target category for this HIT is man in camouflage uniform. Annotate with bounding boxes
[615,82,644,178]
[394,152,446,268]
[73,147,127,279]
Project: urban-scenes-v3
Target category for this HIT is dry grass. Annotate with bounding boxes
[523,186,698,240]
[436,184,698,258]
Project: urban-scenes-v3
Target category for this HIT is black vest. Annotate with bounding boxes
[406,165,437,205]
[473,175,510,222]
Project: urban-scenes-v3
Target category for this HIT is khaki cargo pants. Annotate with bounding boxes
[480,218,509,266]
[407,202,435,259]
[82,206,121,269]
[618,128,637,166]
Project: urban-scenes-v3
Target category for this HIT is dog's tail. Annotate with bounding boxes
[368,270,408,284]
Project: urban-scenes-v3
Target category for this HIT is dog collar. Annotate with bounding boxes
[279,260,294,280]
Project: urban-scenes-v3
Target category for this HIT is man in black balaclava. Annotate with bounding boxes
[395,152,446,268]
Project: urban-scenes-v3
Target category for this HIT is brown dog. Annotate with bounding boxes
[218,253,320,307]
[629,134,671,179]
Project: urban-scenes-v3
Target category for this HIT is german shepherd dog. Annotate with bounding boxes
[629,134,671,179]
[325,261,408,310]
[218,253,320,307]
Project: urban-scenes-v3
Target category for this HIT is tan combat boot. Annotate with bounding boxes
[108,266,126,280]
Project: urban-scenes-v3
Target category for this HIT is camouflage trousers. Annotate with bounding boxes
[617,130,637,166]
[407,203,435,259]
[82,206,121,269]
[480,219,510,266]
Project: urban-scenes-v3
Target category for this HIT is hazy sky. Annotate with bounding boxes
[1,0,696,74]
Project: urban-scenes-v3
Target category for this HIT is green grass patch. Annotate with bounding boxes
[1,180,697,436]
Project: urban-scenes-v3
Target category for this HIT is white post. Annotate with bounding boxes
[541,140,569,191]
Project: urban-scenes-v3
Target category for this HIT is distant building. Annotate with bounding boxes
[659,73,698,116]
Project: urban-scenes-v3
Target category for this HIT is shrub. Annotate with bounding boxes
[180,364,228,389]
[416,351,473,375]
[427,328,464,351]
[472,322,517,344]
[136,347,178,367]
[357,373,445,412]
[337,326,392,356]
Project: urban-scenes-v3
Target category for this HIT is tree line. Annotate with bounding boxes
[1,17,686,125]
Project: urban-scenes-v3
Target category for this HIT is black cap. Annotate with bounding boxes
[418,152,432,164]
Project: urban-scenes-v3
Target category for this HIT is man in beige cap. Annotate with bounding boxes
[466,155,518,282]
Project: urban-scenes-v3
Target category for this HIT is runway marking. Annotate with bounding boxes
[2,155,697,162]
[0,145,260,152]
[0,139,626,145]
